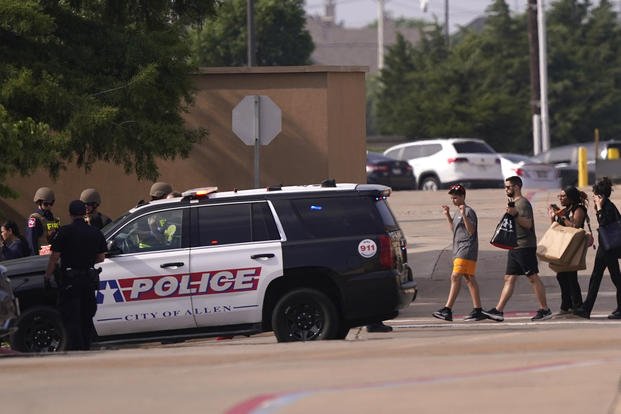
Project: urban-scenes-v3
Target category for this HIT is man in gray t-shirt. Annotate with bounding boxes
[482,176,552,323]
[432,184,486,322]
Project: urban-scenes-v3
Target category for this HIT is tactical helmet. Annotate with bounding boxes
[80,188,101,205]
[33,187,55,203]
[149,182,172,199]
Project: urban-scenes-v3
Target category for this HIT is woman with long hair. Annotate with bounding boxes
[0,220,32,260]
[547,186,589,314]
[575,177,621,319]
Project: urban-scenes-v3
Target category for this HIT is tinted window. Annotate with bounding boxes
[375,199,398,229]
[453,141,495,154]
[421,144,442,157]
[112,209,183,254]
[289,196,385,238]
[194,202,279,247]
[384,148,402,159]
[402,146,421,159]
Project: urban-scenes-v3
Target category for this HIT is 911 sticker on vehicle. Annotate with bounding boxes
[357,239,377,258]
[96,267,261,304]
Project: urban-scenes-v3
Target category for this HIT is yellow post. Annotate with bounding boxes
[608,147,620,159]
[578,146,588,187]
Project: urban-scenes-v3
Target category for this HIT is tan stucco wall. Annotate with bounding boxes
[0,66,367,226]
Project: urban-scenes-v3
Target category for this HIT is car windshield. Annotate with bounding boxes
[101,212,131,238]
[453,141,495,154]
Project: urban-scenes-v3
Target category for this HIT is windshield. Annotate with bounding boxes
[101,212,131,238]
[453,141,496,154]
[502,154,537,164]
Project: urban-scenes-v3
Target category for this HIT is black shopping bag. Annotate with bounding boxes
[490,213,518,250]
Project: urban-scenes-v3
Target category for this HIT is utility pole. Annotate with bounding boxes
[377,0,385,70]
[247,0,255,66]
[537,0,551,152]
[444,0,449,46]
[527,0,541,155]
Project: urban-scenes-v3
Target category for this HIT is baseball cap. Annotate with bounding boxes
[68,200,86,216]
[448,184,466,196]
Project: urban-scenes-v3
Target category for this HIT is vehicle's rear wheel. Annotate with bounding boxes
[420,176,440,191]
[272,288,338,342]
[10,306,66,353]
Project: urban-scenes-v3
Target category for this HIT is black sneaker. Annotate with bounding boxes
[463,308,487,321]
[366,322,393,332]
[608,310,621,320]
[531,308,553,321]
[573,307,590,319]
[432,307,453,321]
[482,308,504,322]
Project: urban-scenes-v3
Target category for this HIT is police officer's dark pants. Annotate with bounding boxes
[59,284,97,351]
[582,246,621,314]
[556,271,583,311]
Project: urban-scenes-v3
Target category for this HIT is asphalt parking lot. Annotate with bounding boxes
[2,187,621,414]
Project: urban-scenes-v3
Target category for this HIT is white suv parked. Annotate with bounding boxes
[383,138,504,191]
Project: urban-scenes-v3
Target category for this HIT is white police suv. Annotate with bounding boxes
[4,182,416,352]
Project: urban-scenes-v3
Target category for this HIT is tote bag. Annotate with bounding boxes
[599,220,621,251]
[490,213,518,249]
[536,222,586,264]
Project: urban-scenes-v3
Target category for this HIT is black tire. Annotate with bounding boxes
[420,176,440,191]
[10,306,67,353]
[271,288,339,342]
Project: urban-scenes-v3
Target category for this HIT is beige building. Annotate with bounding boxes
[0,66,367,226]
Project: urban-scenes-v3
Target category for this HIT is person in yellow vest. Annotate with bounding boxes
[25,187,60,255]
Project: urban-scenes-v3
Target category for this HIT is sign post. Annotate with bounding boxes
[232,95,282,188]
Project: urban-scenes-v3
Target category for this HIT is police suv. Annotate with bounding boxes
[4,182,416,352]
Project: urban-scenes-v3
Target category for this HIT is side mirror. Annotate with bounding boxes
[107,239,123,257]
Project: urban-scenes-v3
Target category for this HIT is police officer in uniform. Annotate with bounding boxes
[80,188,112,230]
[44,200,107,351]
[26,187,60,255]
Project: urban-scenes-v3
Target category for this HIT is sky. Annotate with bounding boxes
[304,0,530,32]
[304,1,619,32]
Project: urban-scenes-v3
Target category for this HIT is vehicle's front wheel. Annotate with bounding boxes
[10,306,67,353]
[420,176,440,191]
[272,288,338,342]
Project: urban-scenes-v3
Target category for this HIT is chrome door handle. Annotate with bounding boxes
[160,262,185,269]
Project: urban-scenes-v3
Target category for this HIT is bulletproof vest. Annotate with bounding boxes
[30,212,60,246]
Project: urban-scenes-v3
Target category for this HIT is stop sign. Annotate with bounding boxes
[232,95,282,146]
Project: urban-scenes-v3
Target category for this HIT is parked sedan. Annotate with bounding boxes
[366,152,416,190]
[499,153,560,189]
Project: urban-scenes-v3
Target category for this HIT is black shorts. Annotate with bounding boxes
[506,247,539,276]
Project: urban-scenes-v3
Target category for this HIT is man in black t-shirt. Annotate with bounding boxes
[44,200,107,350]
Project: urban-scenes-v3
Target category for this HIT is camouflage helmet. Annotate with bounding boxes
[80,188,101,205]
[33,187,55,203]
[149,182,172,199]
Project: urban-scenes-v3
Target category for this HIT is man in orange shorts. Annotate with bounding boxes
[432,184,486,321]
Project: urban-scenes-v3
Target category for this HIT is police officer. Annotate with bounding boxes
[44,200,107,351]
[80,188,112,230]
[26,187,60,255]
[149,182,173,201]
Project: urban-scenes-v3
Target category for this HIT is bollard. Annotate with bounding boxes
[608,147,620,160]
[578,146,588,187]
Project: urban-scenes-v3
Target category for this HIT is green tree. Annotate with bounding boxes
[0,0,216,197]
[547,0,621,145]
[189,0,313,67]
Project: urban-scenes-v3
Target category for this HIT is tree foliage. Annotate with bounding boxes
[189,0,314,67]
[376,0,621,154]
[0,0,216,197]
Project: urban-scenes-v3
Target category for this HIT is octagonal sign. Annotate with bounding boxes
[232,95,282,146]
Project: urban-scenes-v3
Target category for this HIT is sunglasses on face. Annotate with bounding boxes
[42,201,54,207]
[85,202,98,207]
